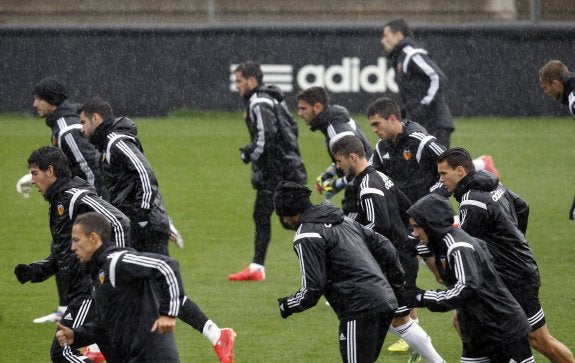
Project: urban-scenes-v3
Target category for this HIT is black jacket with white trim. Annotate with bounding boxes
[371,120,447,204]
[407,194,530,350]
[281,201,404,320]
[73,243,182,362]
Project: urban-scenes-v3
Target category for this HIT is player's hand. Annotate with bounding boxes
[277,297,292,319]
[16,173,33,198]
[56,323,74,347]
[239,147,250,164]
[404,288,426,308]
[151,315,176,334]
[14,264,32,284]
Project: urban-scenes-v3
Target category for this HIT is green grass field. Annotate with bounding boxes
[0,111,573,362]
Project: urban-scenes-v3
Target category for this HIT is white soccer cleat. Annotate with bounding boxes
[33,306,66,323]
[169,222,184,248]
[16,173,33,198]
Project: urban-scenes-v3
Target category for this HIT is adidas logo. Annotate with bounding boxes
[64,313,73,321]
[339,333,346,341]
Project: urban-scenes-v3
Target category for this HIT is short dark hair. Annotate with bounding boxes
[296,86,330,108]
[78,97,114,121]
[330,135,366,159]
[437,147,474,173]
[234,61,264,85]
[27,146,72,178]
[74,211,112,243]
[539,60,569,83]
[383,19,413,38]
[366,97,402,120]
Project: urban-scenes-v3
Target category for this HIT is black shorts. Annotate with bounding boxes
[462,335,533,363]
[506,271,545,331]
[339,310,394,363]
[394,252,419,318]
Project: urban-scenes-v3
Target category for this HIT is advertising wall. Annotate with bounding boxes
[1,23,574,117]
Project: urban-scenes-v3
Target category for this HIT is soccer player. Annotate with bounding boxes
[437,147,575,363]
[296,86,372,220]
[380,19,454,147]
[538,59,575,221]
[331,135,444,363]
[406,194,534,362]
[228,61,308,281]
[273,181,404,363]
[14,146,130,362]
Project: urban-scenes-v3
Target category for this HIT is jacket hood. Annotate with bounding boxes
[243,84,285,103]
[300,200,345,225]
[45,100,80,128]
[44,176,95,201]
[453,170,498,202]
[310,105,350,132]
[386,37,419,65]
[407,194,454,242]
[89,116,138,149]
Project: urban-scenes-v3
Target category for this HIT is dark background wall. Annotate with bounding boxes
[1,23,574,117]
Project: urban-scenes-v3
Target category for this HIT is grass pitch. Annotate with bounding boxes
[0,110,573,362]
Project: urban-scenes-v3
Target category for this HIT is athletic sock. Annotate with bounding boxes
[249,262,264,271]
[391,319,444,363]
[202,319,222,346]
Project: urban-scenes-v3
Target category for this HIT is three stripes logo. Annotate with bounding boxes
[229,64,294,92]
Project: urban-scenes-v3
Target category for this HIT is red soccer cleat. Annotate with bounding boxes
[83,345,106,363]
[227,267,265,281]
[214,328,236,363]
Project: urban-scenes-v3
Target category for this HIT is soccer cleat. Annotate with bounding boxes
[479,155,501,180]
[169,222,184,248]
[228,267,265,281]
[388,338,410,353]
[33,306,66,323]
[214,328,236,363]
[83,345,106,363]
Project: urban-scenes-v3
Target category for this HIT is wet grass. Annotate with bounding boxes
[0,112,573,362]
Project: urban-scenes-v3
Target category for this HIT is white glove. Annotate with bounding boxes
[16,173,33,198]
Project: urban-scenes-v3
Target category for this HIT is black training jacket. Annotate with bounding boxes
[370,120,447,204]
[282,201,404,320]
[26,177,130,305]
[89,117,170,236]
[407,195,531,351]
[561,72,575,118]
[386,37,454,135]
[453,170,538,287]
[45,100,107,197]
[355,165,414,254]
[241,84,307,190]
[73,244,182,362]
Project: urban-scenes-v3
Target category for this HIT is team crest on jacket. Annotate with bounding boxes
[403,148,412,160]
[99,271,106,284]
[57,203,65,216]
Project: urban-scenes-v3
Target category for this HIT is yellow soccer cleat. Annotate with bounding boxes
[388,338,410,353]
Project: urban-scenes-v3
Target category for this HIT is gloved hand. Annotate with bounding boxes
[314,164,338,194]
[404,288,426,308]
[239,148,250,164]
[277,297,292,319]
[322,177,346,199]
[16,173,33,198]
[14,264,32,284]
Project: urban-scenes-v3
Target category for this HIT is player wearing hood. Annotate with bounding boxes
[406,194,533,362]
[437,147,574,363]
[229,61,308,281]
[274,181,404,363]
